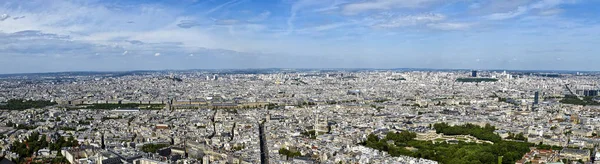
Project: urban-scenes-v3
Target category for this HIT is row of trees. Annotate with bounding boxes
[301,130,317,139]
[59,127,77,131]
[433,123,502,142]
[560,95,600,106]
[6,121,38,130]
[362,130,532,164]
[0,99,57,110]
[278,148,302,160]
[456,78,498,83]
[506,132,527,141]
[83,103,140,109]
[141,143,169,153]
[78,120,91,125]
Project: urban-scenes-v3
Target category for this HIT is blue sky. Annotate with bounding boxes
[0,0,599,73]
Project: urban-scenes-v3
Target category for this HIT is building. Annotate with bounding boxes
[259,121,269,164]
[155,124,169,130]
[584,90,599,97]
[534,91,540,105]
[347,90,361,96]
[133,158,169,164]
[560,148,590,162]
[575,89,599,97]
[471,71,477,77]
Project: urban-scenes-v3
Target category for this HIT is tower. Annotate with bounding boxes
[258,120,269,164]
[101,132,105,149]
[471,70,477,77]
[534,91,539,105]
[184,132,188,158]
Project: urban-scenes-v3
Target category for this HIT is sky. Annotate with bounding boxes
[0,0,599,73]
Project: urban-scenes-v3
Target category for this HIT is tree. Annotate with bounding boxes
[367,134,379,142]
[0,99,57,110]
[363,124,533,164]
[279,148,301,159]
[5,121,14,127]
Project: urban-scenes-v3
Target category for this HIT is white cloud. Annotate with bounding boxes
[0,30,124,56]
[342,0,436,15]
[313,0,348,13]
[297,22,354,33]
[189,54,194,56]
[12,16,25,20]
[205,0,239,15]
[177,20,200,28]
[0,14,9,21]
[485,6,528,20]
[538,8,564,16]
[154,53,161,56]
[369,13,446,28]
[478,0,531,13]
[484,0,569,20]
[215,19,241,25]
[427,23,472,30]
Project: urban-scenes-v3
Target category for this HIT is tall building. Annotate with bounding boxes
[471,71,477,77]
[101,132,105,149]
[259,120,269,164]
[534,91,539,105]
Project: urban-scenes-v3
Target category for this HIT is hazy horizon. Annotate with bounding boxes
[1,67,596,75]
[1,0,599,73]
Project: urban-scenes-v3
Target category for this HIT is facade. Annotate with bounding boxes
[133,158,169,164]
[560,148,590,162]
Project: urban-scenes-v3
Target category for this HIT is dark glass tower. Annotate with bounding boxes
[259,121,269,164]
[534,91,539,105]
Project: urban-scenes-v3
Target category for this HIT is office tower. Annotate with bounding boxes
[471,71,477,77]
[534,91,539,105]
[101,132,105,149]
[259,121,269,164]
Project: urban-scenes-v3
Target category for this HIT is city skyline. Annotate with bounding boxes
[1,0,600,73]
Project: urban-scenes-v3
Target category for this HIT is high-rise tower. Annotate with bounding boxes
[534,91,539,105]
[258,120,269,164]
[101,132,105,149]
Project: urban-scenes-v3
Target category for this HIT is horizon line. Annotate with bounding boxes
[0,68,597,76]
